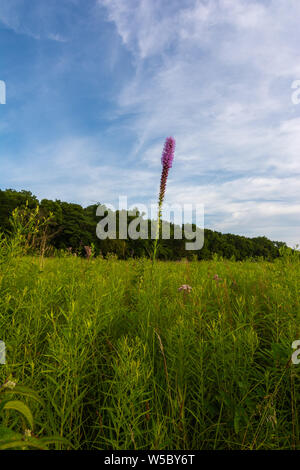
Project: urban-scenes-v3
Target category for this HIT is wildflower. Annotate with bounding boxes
[24,429,32,438]
[153,137,176,261]
[178,284,192,293]
[213,274,221,281]
[159,137,176,206]
[2,380,16,389]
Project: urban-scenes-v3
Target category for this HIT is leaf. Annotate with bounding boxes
[0,398,12,414]
[0,438,47,450]
[38,436,72,448]
[271,342,287,364]
[0,424,22,441]
[0,429,70,450]
[3,400,34,429]
[0,385,45,406]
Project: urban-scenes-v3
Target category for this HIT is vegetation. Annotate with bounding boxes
[0,216,299,448]
[0,381,68,450]
[0,188,289,261]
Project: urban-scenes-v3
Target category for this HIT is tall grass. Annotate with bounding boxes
[0,249,299,449]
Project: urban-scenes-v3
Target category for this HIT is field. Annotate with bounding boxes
[0,253,299,450]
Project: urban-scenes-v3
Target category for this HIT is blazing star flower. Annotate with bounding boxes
[159,137,176,206]
[161,136,175,169]
[153,137,176,261]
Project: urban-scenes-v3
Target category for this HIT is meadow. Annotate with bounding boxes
[0,248,299,450]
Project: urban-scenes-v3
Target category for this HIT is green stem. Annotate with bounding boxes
[152,200,163,263]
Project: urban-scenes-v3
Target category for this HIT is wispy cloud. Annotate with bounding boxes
[0,136,157,207]
[1,0,299,247]
[98,0,300,246]
[0,0,68,41]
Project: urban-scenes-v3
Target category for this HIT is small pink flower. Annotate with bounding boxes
[178,284,192,292]
[213,274,220,280]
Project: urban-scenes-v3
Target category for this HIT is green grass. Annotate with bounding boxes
[0,253,299,449]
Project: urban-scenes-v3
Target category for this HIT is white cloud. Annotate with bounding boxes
[2,134,299,246]
[98,0,300,246]
[0,0,68,42]
[2,0,299,247]
[0,136,158,207]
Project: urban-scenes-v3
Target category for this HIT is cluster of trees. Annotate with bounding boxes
[0,188,287,260]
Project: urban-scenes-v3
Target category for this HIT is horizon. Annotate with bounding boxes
[0,186,291,249]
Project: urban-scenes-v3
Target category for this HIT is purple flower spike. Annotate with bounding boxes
[159,137,176,206]
[153,136,176,261]
[161,136,176,169]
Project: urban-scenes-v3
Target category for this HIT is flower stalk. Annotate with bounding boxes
[153,136,176,261]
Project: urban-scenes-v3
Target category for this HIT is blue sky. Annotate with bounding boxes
[0,0,299,247]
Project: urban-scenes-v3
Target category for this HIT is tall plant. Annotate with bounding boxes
[153,137,176,262]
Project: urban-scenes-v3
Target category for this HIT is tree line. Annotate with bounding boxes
[0,188,287,260]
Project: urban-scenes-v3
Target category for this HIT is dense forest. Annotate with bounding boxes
[0,188,287,261]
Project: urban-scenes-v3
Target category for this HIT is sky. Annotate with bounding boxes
[0,0,299,247]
